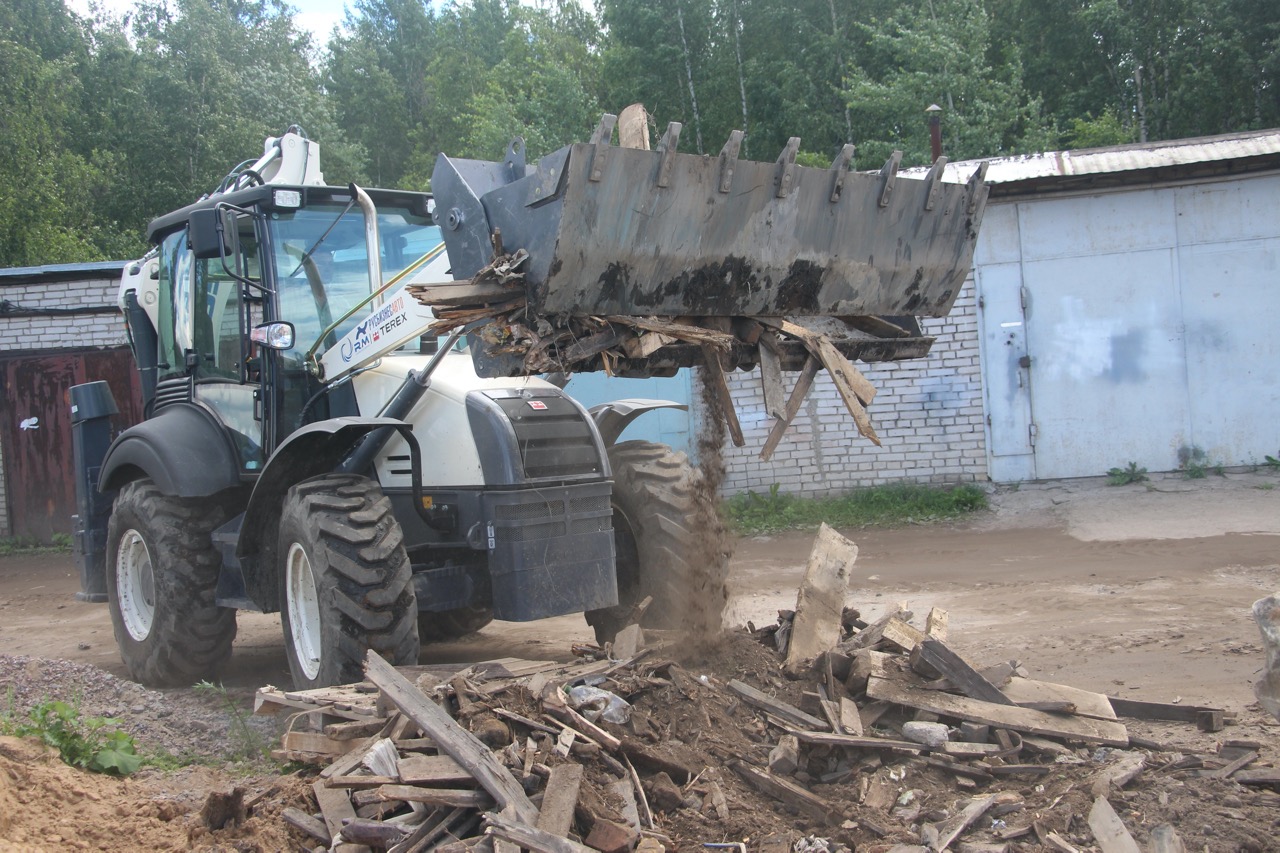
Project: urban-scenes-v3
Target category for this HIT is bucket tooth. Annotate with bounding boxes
[656,122,683,188]
[878,151,903,208]
[588,113,618,182]
[775,137,800,198]
[923,156,949,210]
[966,162,990,214]
[828,144,855,202]
[718,129,744,193]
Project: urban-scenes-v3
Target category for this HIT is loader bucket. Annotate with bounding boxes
[431,119,989,320]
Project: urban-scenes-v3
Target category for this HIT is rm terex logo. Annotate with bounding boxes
[527,400,548,410]
[339,297,408,363]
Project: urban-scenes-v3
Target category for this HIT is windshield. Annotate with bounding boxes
[267,202,442,351]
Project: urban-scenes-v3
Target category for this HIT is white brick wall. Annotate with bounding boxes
[0,278,127,351]
[0,274,124,537]
[713,279,986,497]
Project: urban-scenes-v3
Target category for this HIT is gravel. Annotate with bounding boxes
[0,655,278,762]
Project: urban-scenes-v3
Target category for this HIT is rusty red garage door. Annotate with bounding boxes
[1,349,144,542]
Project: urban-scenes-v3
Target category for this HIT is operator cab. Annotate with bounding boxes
[129,184,443,473]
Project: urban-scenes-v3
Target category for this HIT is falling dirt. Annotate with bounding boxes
[684,367,734,650]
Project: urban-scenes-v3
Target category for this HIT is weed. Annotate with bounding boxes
[0,699,141,775]
[0,533,72,556]
[725,482,987,536]
[1106,462,1148,485]
[195,681,270,760]
[1264,454,1280,471]
[1178,445,1208,479]
[1256,483,1275,491]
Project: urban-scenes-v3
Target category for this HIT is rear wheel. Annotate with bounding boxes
[418,606,494,642]
[586,441,725,644]
[105,479,236,686]
[278,474,419,689]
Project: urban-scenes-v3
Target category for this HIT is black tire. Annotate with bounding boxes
[586,440,727,644]
[278,474,419,689]
[418,606,494,642]
[105,479,237,686]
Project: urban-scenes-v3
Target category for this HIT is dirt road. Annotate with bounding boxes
[2,471,1279,710]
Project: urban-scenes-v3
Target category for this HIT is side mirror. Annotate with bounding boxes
[250,322,295,350]
[189,208,232,259]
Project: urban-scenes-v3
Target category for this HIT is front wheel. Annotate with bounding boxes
[278,474,419,689]
[105,480,237,686]
[586,441,727,644]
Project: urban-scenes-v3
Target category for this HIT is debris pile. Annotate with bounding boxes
[256,528,1278,852]
[407,260,912,454]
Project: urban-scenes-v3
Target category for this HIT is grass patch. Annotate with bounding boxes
[0,533,72,556]
[1106,462,1148,485]
[725,482,988,536]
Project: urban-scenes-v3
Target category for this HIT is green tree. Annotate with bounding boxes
[842,0,1053,166]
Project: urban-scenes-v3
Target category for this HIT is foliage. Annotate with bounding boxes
[2,0,1278,265]
[0,533,71,556]
[1106,462,1148,485]
[1263,454,1280,471]
[194,680,269,760]
[1,698,142,775]
[725,482,987,535]
[1177,445,1210,479]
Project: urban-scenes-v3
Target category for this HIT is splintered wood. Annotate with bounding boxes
[257,536,1250,853]
[407,261,893,456]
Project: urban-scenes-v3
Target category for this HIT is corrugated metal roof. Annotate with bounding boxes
[905,127,1280,186]
[0,260,126,285]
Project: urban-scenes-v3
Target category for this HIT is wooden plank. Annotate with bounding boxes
[1000,678,1116,720]
[535,764,584,838]
[700,344,745,446]
[377,785,493,808]
[758,338,786,419]
[839,698,864,736]
[916,638,1015,705]
[617,103,651,150]
[729,761,831,821]
[789,729,921,753]
[1086,797,1140,853]
[612,624,643,660]
[924,794,997,852]
[1206,749,1258,780]
[841,609,911,652]
[925,607,949,641]
[760,356,820,461]
[728,679,830,731]
[397,753,475,786]
[813,335,880,444]
[313,779,368,853]
[785,524,857,673]
[866,676,1130,746]
[1106,696,1228,724]
[364,650,539,825]
[486,811,597,853]
[880,617,926,653]
[326,719,391,741]
[1232,768,1280,785]
[282,806,331,844]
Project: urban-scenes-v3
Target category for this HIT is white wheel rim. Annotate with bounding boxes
[285,542,323,681]
[116,529,155,642]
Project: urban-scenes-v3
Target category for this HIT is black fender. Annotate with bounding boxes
[587,398,688,447]
[98,403,242,497]
[235,417,406,609]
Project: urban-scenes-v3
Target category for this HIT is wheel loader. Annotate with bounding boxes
[69,118,989,689]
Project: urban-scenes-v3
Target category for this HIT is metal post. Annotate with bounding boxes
[927,104,943,162]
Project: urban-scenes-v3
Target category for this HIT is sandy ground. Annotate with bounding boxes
[3,470,1280,711]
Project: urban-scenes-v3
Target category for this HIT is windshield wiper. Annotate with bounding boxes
[288,197,358,277]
